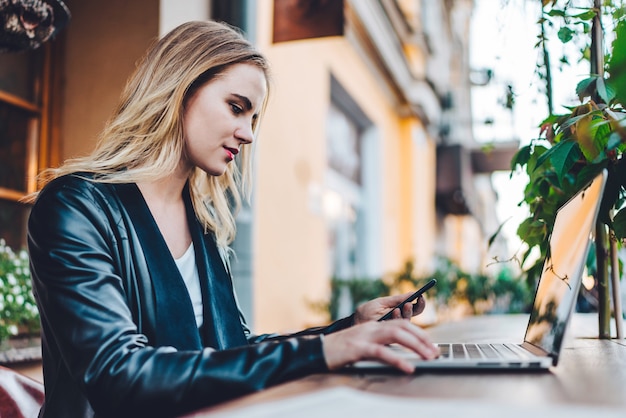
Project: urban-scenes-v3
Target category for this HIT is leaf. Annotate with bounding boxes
[574,164,605,191]
[608,20,626,105]
[571,10,596,21]
[558,26,574,43]
[516,218,546,248]
[575,115,602,161]
[605,108,625,124]
[596,77,616,104]
[550,140,580,179]
[580,22,590,34]
[576,77,596,101]
[510,145,531,170]
[531,172,552,198]
[546,9,565,17]
[607,132,622,151]
[612,208,626,240]
[591,118,612,149]
[488,218,510,248]
[539,113,562,126]
[527,145,549,175]
[575,116,611,165]
[535,144,557,170]
[559,112,591,132]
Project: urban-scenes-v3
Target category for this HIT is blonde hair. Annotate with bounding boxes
[34,20,270,248]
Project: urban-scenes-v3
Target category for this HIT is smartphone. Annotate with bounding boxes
[378,278,437,321]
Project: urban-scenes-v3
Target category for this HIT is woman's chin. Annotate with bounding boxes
[199,164,229,177]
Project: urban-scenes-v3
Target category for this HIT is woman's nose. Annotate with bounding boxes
[235,124,254,144]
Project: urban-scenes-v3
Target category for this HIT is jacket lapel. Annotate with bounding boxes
[115,182,247,351]
[183,187,247,349]
[115,183,202,350]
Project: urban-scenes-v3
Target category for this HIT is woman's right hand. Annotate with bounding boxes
[321,319,439,374]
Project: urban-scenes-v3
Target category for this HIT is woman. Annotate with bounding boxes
[27,20,438,418]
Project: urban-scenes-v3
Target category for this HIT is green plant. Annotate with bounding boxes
[0,239,39,343]
[316,259,532,321]
[513,1,625,277]
[428,258,533,315]
[506,1,626,336]
[326,277,391,321]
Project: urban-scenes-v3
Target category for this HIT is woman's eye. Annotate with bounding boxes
[230,103,243,114]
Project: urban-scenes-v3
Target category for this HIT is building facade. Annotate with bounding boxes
[0,0,513,335]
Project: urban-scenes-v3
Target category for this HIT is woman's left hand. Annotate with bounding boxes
[353,292,426,325]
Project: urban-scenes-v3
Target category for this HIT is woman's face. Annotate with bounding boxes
[182,63,267,176]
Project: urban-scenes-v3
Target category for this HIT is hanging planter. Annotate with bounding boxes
[0,0,71,52]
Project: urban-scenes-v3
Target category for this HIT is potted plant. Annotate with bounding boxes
[508,1,626,337]
[0,239,40,346]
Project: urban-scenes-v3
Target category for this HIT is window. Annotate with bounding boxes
[0,45,55,249]
[324,77,381,283]
[325,102,363,280]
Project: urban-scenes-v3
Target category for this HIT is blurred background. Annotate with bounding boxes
[1,0,624,339]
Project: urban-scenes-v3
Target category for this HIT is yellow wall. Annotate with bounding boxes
[251,37,334,332]
[251,1,436,333]
[61,0,159,160]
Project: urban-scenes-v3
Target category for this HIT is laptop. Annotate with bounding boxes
[353,169,608,371]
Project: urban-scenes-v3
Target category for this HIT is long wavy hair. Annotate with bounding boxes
[33,20,270,249]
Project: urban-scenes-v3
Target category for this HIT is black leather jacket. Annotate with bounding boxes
[28,174,353,418]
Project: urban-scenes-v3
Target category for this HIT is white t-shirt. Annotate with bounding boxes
[174,242,203,328]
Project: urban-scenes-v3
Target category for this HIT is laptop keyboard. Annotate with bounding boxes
[437,343,533,360]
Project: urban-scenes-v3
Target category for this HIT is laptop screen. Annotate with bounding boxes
[523,170,607,361]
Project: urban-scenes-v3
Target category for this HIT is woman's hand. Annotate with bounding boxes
[322,320,439,373]
[353,292,426,324]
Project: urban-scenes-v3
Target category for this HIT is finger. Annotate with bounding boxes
[368,344,417,374]
[384,291,415,307]
[412,297,426,316]
[401,302,413,319]
[383,320,439,360]
[392,307,403,320]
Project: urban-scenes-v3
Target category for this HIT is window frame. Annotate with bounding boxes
[0,42,59,202]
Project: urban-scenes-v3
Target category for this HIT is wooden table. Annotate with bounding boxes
[184,314,626,416]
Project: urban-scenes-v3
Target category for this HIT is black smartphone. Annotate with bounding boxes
[378,278,437,321]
